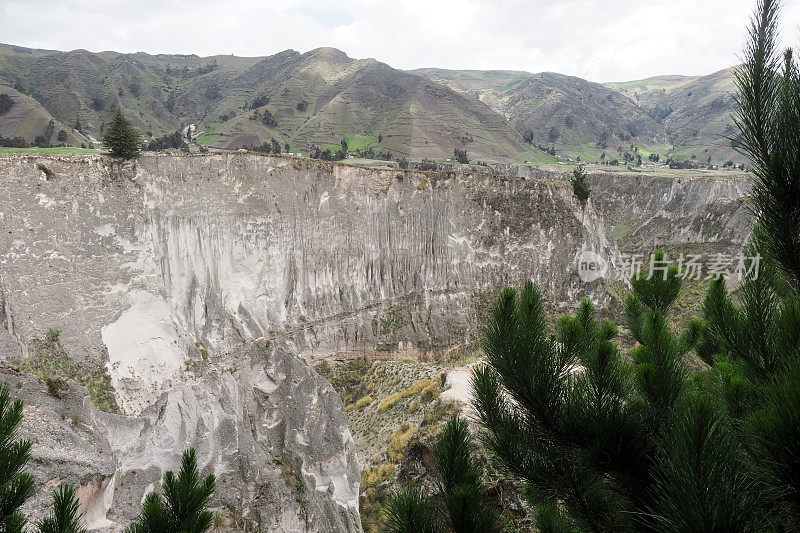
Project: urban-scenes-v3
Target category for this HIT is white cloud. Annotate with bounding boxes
[1,0,798,81]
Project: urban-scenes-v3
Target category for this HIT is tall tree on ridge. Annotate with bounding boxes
[102,108,141,159]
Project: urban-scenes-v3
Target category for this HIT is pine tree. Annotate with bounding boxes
[126,449,215,533]
[732,0,800,293]
[0,384,35,533]
[468,1,800,530]
[696,1,800,525]
[383,486,437,533]
[640,392,762,532]
[473,267,688,531]
[102,108,141,159]
[470,249,783,530]
[383,415,503,533]
[36,485,86,533]
[571,165,591,202]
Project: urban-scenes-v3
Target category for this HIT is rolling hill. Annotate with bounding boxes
[415,67,744,166]
[413,68,670,163]
[0,41,744,166]
[0,44,550,164]
[608,68,740,164]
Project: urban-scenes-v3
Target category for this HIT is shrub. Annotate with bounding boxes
[0,135,28,148]
[362,464,396,487]
[250,94,270,109]
[0,93,13,115]
[417,159,437,171]
[379,379,433,413]
[387,423,417,462]
[355,396,373,410]
[90,95,106,111]
[453,148,468,164]
[261,109,277,127]
[420,383,439,402]
[147,130,185,151]
[522,129,534,144]
[204,84,221,100]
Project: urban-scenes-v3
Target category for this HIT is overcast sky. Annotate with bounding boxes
[1,0,799,82]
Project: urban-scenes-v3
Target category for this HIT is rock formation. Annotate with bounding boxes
[2,337,360,531]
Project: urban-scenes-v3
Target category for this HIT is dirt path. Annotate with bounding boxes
[439,365,477,418]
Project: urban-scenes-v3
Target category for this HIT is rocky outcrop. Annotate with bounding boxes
[0,287,23,359]
[0,367,118,530]
[584,171,752,252]
[2,337,360,532]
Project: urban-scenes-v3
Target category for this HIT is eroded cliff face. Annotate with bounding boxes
[420,161,753,255]
[585,172,752,252]
[0,154,616,412]
[0,153,751,530]
[0,153,619,530]
[2,338,360,532]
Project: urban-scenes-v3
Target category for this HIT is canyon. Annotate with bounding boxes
[0,153,751,531]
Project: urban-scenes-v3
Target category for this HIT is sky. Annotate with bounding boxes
[1,0,799,82]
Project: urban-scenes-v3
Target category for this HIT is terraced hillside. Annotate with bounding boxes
[0,41,747,167]
[414,68,670,162]
[609,68,740,165]
[0,44,550,163]
[416,67,744,166]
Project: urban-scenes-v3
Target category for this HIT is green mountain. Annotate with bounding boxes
[0,41,743,166]
[413,68,669,163]
[0,44,551,164]
[415,67,743,166]
[609,68,740,164]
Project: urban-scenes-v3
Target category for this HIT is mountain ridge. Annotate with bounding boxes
[414,65,741,165]
[0,42,742,165]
